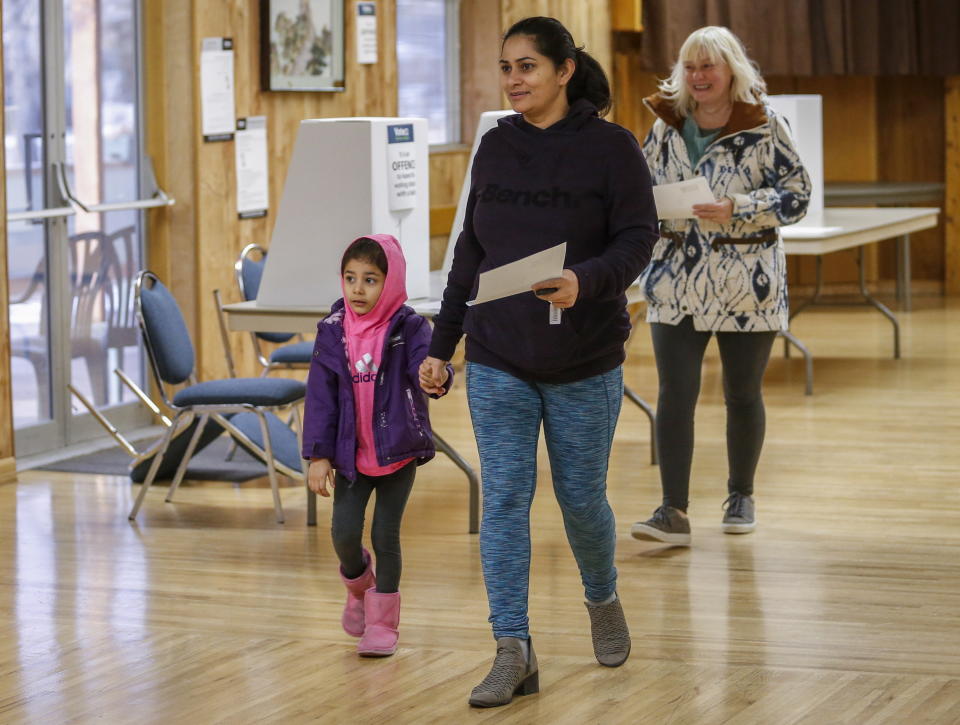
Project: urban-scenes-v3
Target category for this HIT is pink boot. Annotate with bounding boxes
[357,589,400,657]
[339,550,375,637]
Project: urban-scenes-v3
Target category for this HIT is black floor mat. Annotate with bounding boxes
[37,436,268,482]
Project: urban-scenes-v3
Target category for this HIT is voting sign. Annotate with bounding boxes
[387,123,417,211]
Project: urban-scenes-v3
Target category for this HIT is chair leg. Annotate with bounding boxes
[432,432,480,535]
[129,410,184,520]
[292,405,316,527]
[29,352,50,420]
[255,408,285,524]
[83,351,109,407]
[165,413,210,502]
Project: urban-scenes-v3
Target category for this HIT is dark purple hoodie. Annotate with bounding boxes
[429,99,658,383]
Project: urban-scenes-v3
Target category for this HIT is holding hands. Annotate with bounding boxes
[307,458,335,496]
[417,269,581,398]
[419,357,450,396]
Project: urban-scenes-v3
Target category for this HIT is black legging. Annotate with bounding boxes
[650,317,777,512]
[331,461,416,593]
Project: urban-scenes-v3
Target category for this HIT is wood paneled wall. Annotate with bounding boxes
[0,10,14,482]
[876,76,945,282]
[144,0,398,381]
[144,0,198,337]
[460,0,505,147]
[946,76,960,294]
[428,149,470,266]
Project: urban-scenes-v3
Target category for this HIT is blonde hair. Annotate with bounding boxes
[658,26,766,118]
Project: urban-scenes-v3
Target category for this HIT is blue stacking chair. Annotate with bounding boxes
[235,244,314,375]
[128,271,306,523]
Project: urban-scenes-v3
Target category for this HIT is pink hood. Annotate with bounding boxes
[342,234,411,477]
[342,233,408,339]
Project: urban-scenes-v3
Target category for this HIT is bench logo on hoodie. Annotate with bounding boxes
[475,183,579,209]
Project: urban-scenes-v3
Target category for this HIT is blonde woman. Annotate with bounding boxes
[631,26,811,545]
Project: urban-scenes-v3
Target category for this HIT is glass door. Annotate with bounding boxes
[5,0,68,448]
[4,0,168,456]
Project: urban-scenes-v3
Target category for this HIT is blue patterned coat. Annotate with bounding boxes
[638,94,811,332]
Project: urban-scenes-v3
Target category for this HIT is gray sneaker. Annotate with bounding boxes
[722,493,755,534]
[630,506,691,545]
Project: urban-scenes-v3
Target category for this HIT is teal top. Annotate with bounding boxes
[681,116,721,168]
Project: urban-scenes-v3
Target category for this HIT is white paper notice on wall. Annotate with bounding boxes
[235,116,269,219]
[387,123,417,211]
[356,2,378,64]
[200,37,235,142]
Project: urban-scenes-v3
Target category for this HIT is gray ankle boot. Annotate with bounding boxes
[468,636,539,708]
[585,594,631,667]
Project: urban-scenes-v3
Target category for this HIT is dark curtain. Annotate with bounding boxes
[636,0,960,76]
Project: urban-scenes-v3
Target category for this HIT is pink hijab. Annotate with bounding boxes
[341,234,410,475]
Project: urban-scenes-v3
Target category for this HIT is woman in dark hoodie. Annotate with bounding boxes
[419,16,658,708]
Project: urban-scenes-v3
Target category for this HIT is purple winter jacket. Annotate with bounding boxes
[301,299,453,482]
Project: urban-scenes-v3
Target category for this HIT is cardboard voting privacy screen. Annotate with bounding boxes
[257,117,430,308]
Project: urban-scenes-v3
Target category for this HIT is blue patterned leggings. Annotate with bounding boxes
[466,362,623,640]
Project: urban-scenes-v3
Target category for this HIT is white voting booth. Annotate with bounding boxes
[432,110,514,298]
[767,94,826,229]
[257,117,430,306]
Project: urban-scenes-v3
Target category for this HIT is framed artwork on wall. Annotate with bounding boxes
[260,0,345,91]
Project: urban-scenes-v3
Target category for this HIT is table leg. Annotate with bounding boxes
[623,384,657,465]
[778,329,814,395]
[896,234,912,312]
[433,431,480,534]
[306,483,317,526]
[786,255,823,359]
[291,405,316,526]
[789,255,824,322]
[858,246,900,359]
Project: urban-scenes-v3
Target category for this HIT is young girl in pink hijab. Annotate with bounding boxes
[301,235,452,656]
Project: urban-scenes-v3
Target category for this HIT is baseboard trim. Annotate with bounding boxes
[789,279,944,297]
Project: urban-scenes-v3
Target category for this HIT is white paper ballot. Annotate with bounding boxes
[468,243,567,306]
[652,177,716,219]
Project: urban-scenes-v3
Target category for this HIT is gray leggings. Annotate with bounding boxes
[332,462,415,593]
[650,317,777,512]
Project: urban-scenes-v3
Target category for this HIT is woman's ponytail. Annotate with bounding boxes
[567,47,611,116]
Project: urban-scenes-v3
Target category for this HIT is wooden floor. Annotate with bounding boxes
[2,298,959,724]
